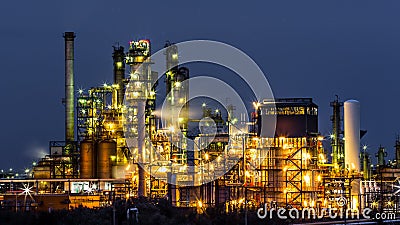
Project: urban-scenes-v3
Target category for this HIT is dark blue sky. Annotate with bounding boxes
[1,0,400,169]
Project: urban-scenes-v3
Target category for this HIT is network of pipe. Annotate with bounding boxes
[31,32,400,213]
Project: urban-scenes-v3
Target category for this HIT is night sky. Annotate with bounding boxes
[1,0,400,170]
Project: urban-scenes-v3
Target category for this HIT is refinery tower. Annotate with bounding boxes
[0,33,398,215]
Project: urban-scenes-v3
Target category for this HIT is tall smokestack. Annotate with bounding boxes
[64,32,75,143]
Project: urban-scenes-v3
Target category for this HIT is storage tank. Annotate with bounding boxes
[80,140,96,179]
[344,100,360,172]
[97,140,116,179]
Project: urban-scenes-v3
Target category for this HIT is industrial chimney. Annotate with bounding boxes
[64,32,75,143]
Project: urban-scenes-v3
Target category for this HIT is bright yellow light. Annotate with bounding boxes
[125,164,131,171]
[252,102,260,109]
[197,200,203,208]
[317,175,322,182]
[202,103,206,107]
[204,153,209,161]
[303,152,311,161]
[175,81,181,88]
[217,156,221,163]
[319,153,326,163]
[317,136,324,141]
[303,174,311,185]
[304,200,308,207]
[245,171,251,177]
[134,82,142,87]
[116,62,123,69]
[352,196,359,209]
[334,163,339,169]
[283,166,288,172]
[130,73,139,79]
[179,165,187,172]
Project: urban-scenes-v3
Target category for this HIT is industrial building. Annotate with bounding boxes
[0,32,399,219]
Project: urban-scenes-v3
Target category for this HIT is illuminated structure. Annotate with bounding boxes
[330,97,344,173]
[125,39,154,197]
[253,98,325,208]
[164,42,190,164]
[1,34,400,218]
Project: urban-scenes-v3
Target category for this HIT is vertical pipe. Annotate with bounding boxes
[376,146,387,167]
[330,97,343,172]
[112,46,125,106]
[137,100,146,197]
[363,151,369,180]
[64,32,75,143]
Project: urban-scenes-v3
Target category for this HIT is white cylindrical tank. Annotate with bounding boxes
[344,100,360,172]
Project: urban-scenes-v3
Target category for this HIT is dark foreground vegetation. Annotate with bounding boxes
[0,198,391,225]
[0,198,270,225]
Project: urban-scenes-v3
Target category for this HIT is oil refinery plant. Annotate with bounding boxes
[0,32,399,218]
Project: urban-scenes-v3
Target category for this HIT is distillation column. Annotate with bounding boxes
[165,42,189,164]
[113,46,126,106]
[126,40,153,197]
[330,97,343,172]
